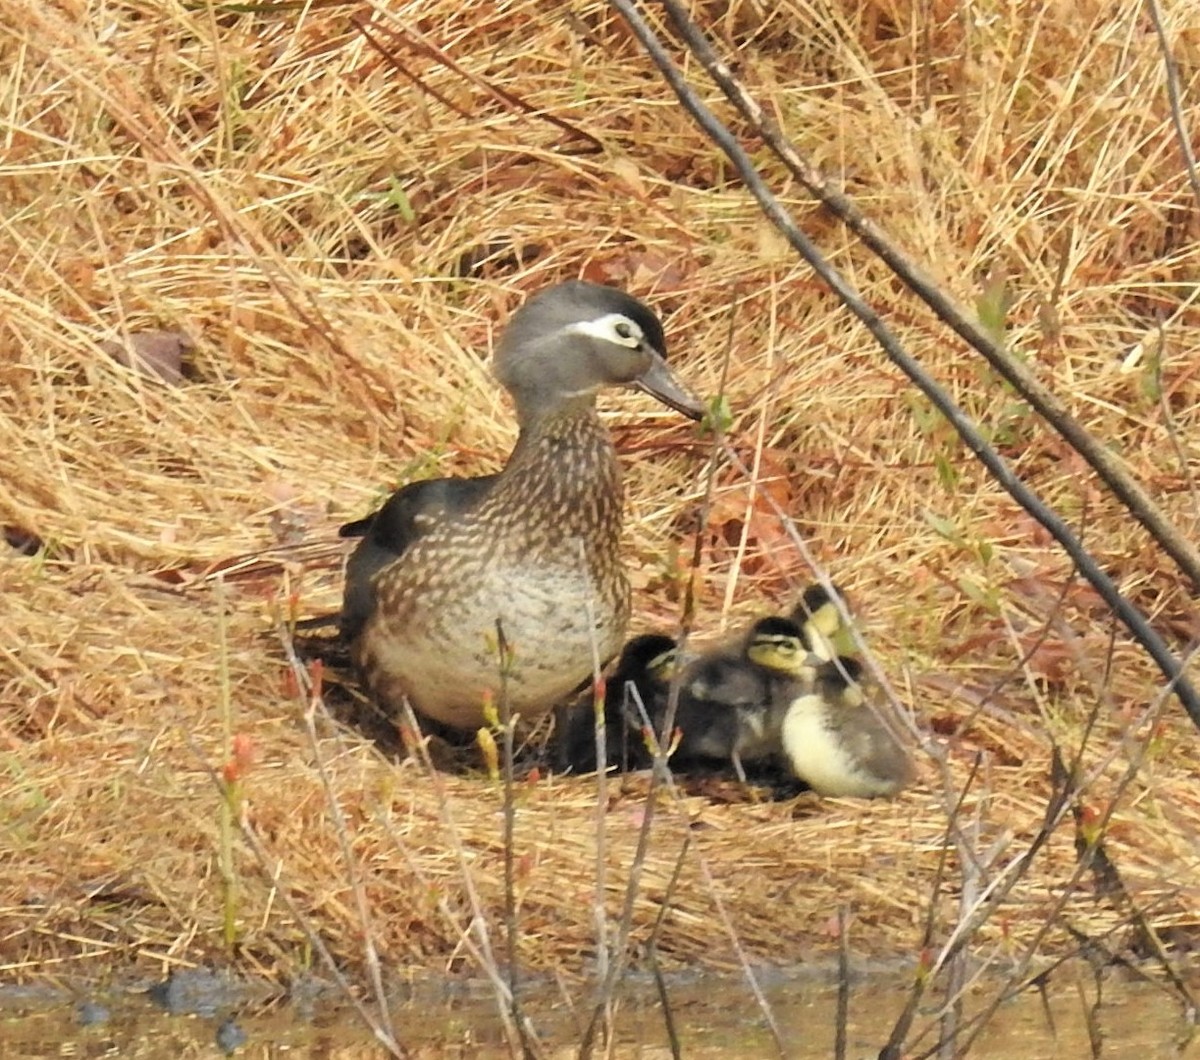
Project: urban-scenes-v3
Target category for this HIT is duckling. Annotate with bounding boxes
[666,616,813,782]
[655,586,855,782]
[553,633,677,774]
[352,281,703,730]
[779,657,915,798]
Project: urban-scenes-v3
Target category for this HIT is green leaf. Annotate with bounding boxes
[386,177,416,222]
[977,266,1012,347]
[923,509,962,545]
[701,393,733,434]
[934,451,958,492]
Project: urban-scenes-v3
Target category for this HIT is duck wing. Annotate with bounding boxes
[339,474,498,641]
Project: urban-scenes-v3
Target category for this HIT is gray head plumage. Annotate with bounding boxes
[493,280,702,422]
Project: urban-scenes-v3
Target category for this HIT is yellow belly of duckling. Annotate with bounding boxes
[780,697,908,798]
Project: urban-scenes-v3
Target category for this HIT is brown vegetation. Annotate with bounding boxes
[2,0,1199,1005]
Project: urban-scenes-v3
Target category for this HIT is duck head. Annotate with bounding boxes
[494,281,704,423]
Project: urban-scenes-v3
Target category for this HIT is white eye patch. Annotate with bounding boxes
[565,313,644,348]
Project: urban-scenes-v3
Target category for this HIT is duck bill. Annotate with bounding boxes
[634,352,705,420]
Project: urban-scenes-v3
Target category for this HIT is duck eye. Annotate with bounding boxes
[566,313,643,348]
[608,317,644,347]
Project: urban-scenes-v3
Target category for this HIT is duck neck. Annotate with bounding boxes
[499,400,624,542]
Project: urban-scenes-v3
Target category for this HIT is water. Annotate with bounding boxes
[2,967,1196,1057]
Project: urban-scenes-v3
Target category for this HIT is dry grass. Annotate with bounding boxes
[3,0,1200,993]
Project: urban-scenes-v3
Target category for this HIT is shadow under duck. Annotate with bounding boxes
[350,281,703,730]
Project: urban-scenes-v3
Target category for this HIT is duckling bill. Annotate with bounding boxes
[349,281,704,731]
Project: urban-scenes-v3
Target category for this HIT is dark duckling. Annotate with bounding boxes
[352,281,703,730]
[553,632,677,774]
[650,586,855,781]
[666,616,811,781]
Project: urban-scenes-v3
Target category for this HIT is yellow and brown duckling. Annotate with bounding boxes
[553,632,677,774]
[348,281,704,730]
[779,656,915,798]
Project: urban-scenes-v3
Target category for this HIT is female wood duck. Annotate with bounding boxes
[348,281,704,730]
[779,657,915,798]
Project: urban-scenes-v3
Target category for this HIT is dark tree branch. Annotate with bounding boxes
[1146,0,1200,212]
[608,0,1200,728]
[652,0,1200,595]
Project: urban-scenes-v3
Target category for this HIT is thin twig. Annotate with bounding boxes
[493,619,536,1060]
[392,697,542,1056]
[578,553,611,996]
[946,666,1194,1057]
[879,754,984,1060]
[580,289,743,1056]
[1152,319,1200,532]
[646,834,691,1060]
[300,673,396,1047]
[359,8,604,154]
[834,905,850,1060]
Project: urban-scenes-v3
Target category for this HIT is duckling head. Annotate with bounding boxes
[791,583,858,662]
[814,656,867,706]
[744,616,809,676]
[614,633,680,685]
[494,281,704,423]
